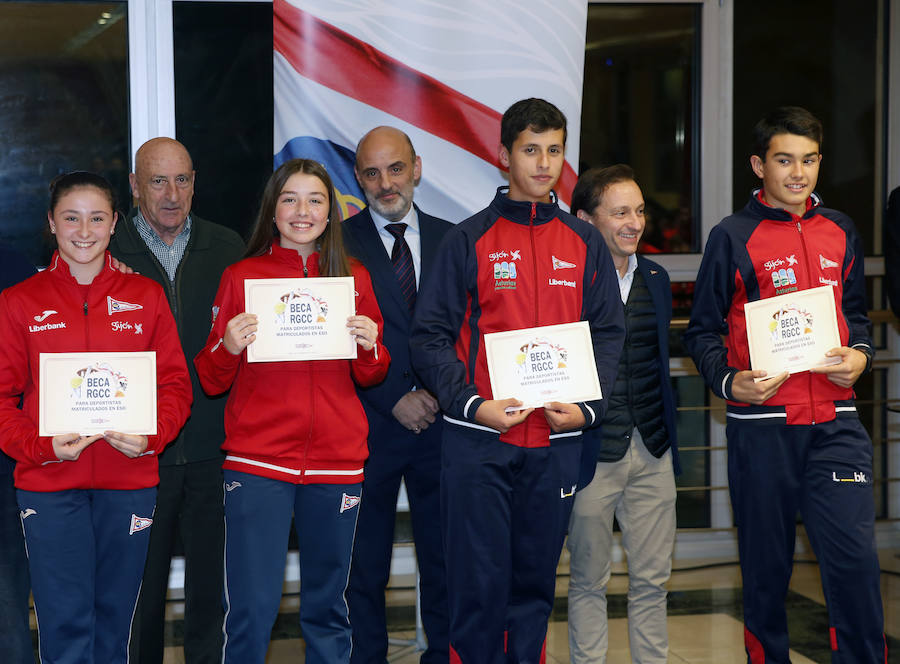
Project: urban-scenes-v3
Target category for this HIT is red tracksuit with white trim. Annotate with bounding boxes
[410,188,624,663]
[0,252,192,664]
[194,243,389,484]
[194,243,389,664]
[684,191,886,664]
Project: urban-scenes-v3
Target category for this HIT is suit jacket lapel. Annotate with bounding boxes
[417,206,443,286]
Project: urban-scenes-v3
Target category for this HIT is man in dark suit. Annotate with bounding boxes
[109,138,245,664]
[566,165,680,664]
[343,126,451,663]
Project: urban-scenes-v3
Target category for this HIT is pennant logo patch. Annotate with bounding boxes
[340,493,361,513]
[552,255,576,270]
[819,254,839,270]
[108,296,143,315]
[129,514,153,535]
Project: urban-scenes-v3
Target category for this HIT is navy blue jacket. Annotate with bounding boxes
[578,255,680,489]
[342,205,452,419]
[409,189,624,447]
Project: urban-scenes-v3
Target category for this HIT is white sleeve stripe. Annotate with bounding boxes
[583,402,596,425]
[463,395,480,418]
[549,430,583,440]
[726,412,787,420]
[443,414,500,433]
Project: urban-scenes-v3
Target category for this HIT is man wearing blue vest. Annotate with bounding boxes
[567,164,680,664]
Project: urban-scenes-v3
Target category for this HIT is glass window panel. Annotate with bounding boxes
[580,3,700,253]
[173,1,273,241]
[732,1,881,254]
[0,1,128,266]
[673,375,710,528]
[855,367,887,518]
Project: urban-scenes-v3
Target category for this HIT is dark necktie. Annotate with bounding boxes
[385,222,417,312]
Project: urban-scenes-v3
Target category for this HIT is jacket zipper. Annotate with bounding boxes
[302,366,314,483]
[83,300,89,346]
[173,245,189,332]
[796,219,816,424]
[301,251,311,479]
[527,202,538,442]
[529,202,539,326]
[172,249,188,464]
[83,296,95,486]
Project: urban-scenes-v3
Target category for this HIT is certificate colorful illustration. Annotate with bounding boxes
[484,321,602,410]
[244,277,357,362]
[39,352,157,436]
[744,285,842,380]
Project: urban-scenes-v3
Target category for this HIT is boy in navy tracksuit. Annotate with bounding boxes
[410,98,624,663]
[684,106,886,663]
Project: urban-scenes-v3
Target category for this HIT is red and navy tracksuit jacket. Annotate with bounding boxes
[684,190,873,422]
[410,188,624,445]
[194,242,390,485]
[0,252,192,491]
[684,191,886,663]
[410,188,624,662]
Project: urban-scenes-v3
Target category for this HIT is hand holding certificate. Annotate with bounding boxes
[39,352,157,437]
[744,286,842,381]
[484,321,602,411]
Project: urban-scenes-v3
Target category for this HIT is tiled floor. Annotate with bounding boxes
[134,547,900,663]
[27,545,900,662]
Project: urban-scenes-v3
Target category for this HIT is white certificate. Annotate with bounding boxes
[484,321,602,410]
[39,352,157,436]
[744,285,842,380]
[244,277,357,362]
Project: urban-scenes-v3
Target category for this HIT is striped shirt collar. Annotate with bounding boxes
[132,209,192,282]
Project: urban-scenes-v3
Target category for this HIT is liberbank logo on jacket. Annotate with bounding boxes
[29,321,66,333]
[29,311,66,333]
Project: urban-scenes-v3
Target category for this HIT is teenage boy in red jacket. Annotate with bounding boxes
[411,98,624,663]
[684,106,886,663]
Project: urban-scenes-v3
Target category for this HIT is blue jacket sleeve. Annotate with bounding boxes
[409,227,483,421]
[841,218,873,355]
[683,225,740,400]
[578,234,625,427]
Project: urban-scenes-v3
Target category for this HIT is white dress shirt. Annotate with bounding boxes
[369,205,422,288]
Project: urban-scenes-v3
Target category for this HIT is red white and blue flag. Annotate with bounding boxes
[273,0,587,222]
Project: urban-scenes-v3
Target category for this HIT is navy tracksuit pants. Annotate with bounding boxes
[18,486,156,664]
[347,417,448,664]
[441,424,580,664]
[221,470,361,664]
[727,414,886,663]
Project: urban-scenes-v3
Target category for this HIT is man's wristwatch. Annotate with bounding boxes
[856,346,874,373]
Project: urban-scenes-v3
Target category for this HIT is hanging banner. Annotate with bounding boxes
[273,0,587,223]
